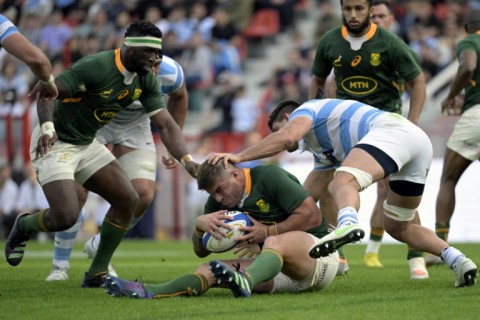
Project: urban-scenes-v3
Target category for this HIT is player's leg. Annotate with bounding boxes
[46,208,87,281]
[304,169,348,275]
[81,159,137,284]
[83,147,156,272]
[384,189,477,287]
[435,148,471,239]
[46,184,89,281]
[364,178,388,267]
[211,231,338,297]
[427,148,472,266]
[6,132,85,267]
[105,258,259,299]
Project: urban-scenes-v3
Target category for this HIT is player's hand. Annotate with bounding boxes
[234,242,261,258]
[162,154,177,169]
[207,153,241,168]
[441,97,462,116]
[194,210,233,240]
[28,81,58,102]
[237,216,268,243]
[35,132,58,159]
[184,161,199,178]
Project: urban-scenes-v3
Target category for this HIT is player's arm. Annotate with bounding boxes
[166,80,188,129]
[3,32,58,101]
[405,71,426,125]
[276,197,322,234]
[442,49,476,115]
[309,74,327,99]
[149,109,197,177]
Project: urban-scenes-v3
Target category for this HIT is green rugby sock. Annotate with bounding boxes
[245,249,283,286]
[435,222,449,241]
[143,273,209,298]
[369,227,384,241]
[19,209,49,233]
[407,248,424,260]
[87,216,130,276]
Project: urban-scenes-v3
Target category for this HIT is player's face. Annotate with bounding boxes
[206,171,244,208]
[341,0,372,35]
[371,4,393,30]
[129,47,161,76]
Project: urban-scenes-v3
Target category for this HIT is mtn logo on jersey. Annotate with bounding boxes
[341,76,378,95]
[94,107,122,123]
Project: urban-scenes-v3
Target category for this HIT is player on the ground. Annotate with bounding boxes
[208,99,478,288]
[5,20,197,288]
[103,161,339,298]
[45,54,188,281]
[308,0,428,279]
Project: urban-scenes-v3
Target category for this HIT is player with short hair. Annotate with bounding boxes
[207,98,478,288]
[5,20,197,288]
[103,161,339,298]
[308,0,428,279]
[45,54,189,281]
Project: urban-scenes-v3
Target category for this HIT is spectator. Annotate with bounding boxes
[39,10,73,59]
[0,59,29,105]
[0,162,18,238]
[231,84,258,133]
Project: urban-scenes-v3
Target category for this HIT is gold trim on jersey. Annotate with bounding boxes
[243,168,251,195]
[62,97,82,103]
[114,48,124,73]
[341,23,377,41]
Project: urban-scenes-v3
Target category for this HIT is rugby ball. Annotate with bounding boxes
[202,211,252,253]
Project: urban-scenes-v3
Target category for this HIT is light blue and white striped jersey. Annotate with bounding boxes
[0,14,19,46]
[289,99,385,170]
[110,55,185,125]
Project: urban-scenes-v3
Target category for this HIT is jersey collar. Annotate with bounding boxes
[115,48,137,85]
[341,23,377,41]
[237,168,252,208]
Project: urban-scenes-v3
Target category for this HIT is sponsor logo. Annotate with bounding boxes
[117,90,129,100]
[341,76,378,95]
[94,108,121,123]
[370,53,381,66]
[351,55,362,67]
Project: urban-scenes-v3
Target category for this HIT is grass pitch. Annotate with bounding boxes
[1,240,478,320]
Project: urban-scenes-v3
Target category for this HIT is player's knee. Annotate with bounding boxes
[333,167,373,192]
[383,201,417,222]
[50,212,79,230]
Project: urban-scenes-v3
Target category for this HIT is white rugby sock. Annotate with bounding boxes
[337,207,359,228]
[52,208,87,268]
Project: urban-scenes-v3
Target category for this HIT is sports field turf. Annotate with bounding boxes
[1,240,478,320]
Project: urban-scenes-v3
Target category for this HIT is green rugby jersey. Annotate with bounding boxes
[456,31,480,113]
[54,49,164,145]
[204,165,328,239]
[312,24,422,113]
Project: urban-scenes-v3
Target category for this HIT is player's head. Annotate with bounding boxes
[268,100,301,152]
[465,9,480,34]
[340,0,374,36]
[123,20,163,76]
[371,0,394,30]
[197,161,244,208]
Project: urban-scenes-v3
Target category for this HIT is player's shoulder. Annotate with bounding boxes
[321,26,343,40]
[159,55,183,76]
[157,54,184,94]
